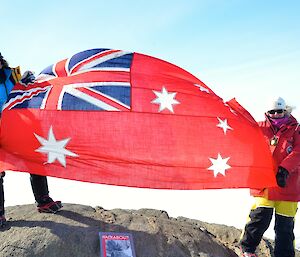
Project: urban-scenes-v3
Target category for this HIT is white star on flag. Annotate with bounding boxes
[34,126,78,167]
[208,153,231,177]
[224,102,237,116]
[194,83,210,93]
[216,117,233,135]
[151,87,180,113]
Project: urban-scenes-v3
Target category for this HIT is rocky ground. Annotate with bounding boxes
[0,203,299,257]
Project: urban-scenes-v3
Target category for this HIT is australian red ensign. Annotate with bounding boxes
[0,48,276,189]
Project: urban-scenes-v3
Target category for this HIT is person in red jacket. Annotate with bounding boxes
[239,97,300,257]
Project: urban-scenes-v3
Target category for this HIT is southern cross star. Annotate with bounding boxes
[208,153,231,177]
[151,87,180,113]
[194,83,210,93]
[216,117,233,135]
[223,102,237,116]
[34,126,78,167]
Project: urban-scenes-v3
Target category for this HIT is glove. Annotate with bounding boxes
[276,166,289,188]
[20,70,35,86]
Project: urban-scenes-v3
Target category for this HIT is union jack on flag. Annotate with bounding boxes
[4,49,133,111]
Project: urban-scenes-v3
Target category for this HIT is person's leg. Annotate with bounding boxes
[274,201,298,257]
[240,197,274,254]
[30,174,49,203]
[30,174,62,213]
[0,172,5,216]
[0,172,7,228]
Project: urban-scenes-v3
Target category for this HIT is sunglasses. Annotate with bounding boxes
[268,109,285,114]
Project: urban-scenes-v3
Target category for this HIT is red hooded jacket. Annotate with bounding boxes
[251,114,300,201]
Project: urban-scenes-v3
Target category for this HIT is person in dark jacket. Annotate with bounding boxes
[0,53,62,229]
[239,97,300,257]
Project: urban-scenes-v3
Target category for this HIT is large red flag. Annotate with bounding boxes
[0,48,276,189]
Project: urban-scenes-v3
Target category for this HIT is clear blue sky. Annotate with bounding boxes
[2,0,300,246]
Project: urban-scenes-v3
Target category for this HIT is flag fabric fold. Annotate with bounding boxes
[0,48,276,189]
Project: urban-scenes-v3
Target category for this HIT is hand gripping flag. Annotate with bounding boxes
[0,48,276,189]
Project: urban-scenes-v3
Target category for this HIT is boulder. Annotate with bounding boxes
[0,204,299,257]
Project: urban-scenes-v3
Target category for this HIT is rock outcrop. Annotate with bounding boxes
[0,204,299,257]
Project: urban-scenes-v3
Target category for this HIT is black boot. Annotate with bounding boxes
[0,215,6,228]
[37,195,62,213]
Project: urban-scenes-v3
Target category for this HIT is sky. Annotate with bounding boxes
[1,0,300,249]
